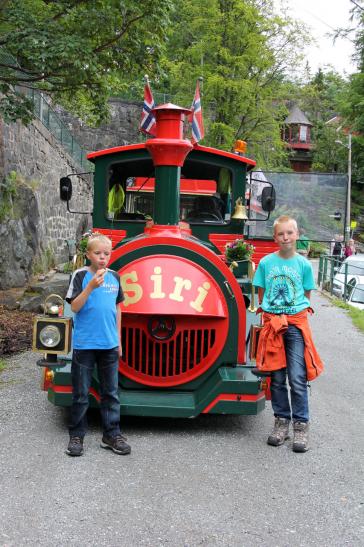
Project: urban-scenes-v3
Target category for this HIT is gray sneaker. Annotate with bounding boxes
[100,434,131,455]
[293,421,309,452]
[66,436,84,457]
[267,417,290,446]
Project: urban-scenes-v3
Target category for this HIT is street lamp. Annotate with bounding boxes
[335,132,352,243]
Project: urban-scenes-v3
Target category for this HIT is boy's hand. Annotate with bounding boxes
[118,343,123,358]
[90,268,106,289]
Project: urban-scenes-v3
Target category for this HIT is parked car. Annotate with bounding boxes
[332,254,364,297]
[346,276,364,310]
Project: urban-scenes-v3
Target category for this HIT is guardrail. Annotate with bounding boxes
[318,255,364,305]
[24,89,92,170]
[0,45,91,170]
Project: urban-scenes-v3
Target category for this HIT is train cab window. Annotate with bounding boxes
[181,176,227,224]
[184,195,225,223]
[106,163,154,221]
[105,160,230,224]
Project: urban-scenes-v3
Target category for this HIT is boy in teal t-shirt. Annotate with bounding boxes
[253,215,317,452]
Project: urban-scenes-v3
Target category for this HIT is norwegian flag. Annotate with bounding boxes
[140,82,156,136]
[190,80,205,145]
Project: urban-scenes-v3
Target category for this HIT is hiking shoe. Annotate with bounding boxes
[100,434,131,455]
[267,417,290,446]
[66,436,84,457]
[293,421,309,452]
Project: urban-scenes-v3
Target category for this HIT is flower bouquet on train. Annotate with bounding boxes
[225,239,255,277]
[225,239,255,262]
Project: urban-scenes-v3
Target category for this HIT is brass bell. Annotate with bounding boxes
[231,197,248,220]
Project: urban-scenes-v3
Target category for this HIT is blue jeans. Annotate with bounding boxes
[69,348,121,438]
[270,325,309,422]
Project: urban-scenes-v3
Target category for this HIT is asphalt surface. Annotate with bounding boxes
[0,289,363,547]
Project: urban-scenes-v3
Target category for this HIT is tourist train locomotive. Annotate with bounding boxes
[33,101,277,418]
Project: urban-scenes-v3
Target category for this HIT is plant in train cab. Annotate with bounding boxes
[225,239,255,262]
[72,230,95,270]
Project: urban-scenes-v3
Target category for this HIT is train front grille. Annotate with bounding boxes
[119,315,228,387]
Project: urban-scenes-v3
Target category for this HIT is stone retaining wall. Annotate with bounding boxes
[0,117,92,289]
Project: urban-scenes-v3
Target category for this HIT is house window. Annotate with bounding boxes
[299,125,307,142]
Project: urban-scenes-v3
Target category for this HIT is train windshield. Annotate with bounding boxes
[106,162,232,224]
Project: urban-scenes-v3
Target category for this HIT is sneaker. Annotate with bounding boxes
[66,436,84,457]
[293,421,309,452]
[267,417,290,446]
[100,434,131,455]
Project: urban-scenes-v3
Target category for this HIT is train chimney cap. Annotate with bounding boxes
[151,103,192,116]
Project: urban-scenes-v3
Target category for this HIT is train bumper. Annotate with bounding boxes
[46,364,265,418]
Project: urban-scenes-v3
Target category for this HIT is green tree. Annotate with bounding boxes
[158,0,306,169]
[0,0,172,124]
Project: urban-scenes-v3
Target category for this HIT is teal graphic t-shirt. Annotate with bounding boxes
[253,253,316,315]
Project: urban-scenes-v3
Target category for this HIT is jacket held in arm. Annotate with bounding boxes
[256,309,324,381]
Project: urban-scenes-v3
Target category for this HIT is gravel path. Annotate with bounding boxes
[0,289,363,547]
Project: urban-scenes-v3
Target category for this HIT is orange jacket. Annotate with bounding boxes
[256,309,324,381]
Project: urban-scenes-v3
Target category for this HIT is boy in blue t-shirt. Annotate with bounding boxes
[253,216,317,452]
[65,233,131,457]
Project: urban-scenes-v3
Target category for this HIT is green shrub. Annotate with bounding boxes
[309,241,327,258]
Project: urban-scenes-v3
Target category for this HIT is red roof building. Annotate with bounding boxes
[282,104,314,172]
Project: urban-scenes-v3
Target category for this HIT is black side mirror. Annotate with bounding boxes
[261,186,276,212]
[60,177,72,201]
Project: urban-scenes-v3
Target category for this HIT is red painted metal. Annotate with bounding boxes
[246,239,279,265]
[202,392,265,413]
[93,228,127,248]
[120,255,228,317]
[145,105,193,167]
[41,368,53,391]
[50,385,100,402]
[193,144,256,169]
[87,142,256,169]
[128,177,217,195]
[87,143,146,160]
[109,229,246,364]
[208,233,245,254]
[144,223,191,237]
[152,103,191,139]
[119,314,228,387]
[208,234,279,265]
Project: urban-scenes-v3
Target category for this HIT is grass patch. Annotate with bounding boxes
[332,298,364,333]
[0,358,7,378]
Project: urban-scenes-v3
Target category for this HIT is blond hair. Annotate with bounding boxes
[273,215,298,234]
[87,233,112,251]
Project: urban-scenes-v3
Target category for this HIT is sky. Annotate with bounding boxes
[275,0,357,75]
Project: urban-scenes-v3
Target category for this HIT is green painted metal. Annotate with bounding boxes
[153,165,180,225]
[48,366,265,417]
[91,148,248,248]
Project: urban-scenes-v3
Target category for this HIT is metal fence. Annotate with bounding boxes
[317,255,364,307]
[25,89,92,170]
[0,47,91,169]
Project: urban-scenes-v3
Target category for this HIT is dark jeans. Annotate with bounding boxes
[270,325,309,423]
[69,348,121,438]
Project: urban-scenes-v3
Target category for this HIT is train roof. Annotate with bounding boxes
[87,142,256,170]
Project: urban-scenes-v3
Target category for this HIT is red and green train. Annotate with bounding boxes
[35,102,278,418]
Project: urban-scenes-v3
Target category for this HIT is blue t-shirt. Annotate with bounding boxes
[66,267,124,349]
[253,252,316,315]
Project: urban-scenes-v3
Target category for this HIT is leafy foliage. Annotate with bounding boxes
[0,0,173,124]
[158,0,307,169]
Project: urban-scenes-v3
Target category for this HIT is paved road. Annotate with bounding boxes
[0,290,363,547]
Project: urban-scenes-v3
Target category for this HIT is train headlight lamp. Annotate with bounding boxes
[44,294,64,316]
[32,293,72,361]
[39,325,62,348]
